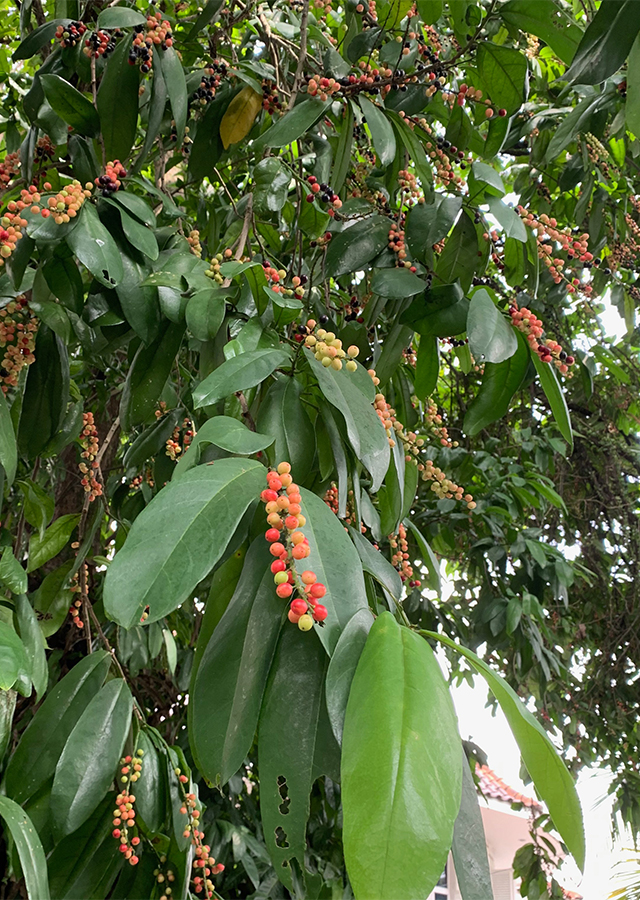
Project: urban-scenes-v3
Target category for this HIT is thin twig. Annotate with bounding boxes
[288,0,309,109]
[236,392,257,431]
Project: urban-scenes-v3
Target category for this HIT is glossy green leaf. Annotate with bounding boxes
[185,288,225,341]
[324,215,391,278]
[0,689,16,762]
[110,201,158,260]
[97,7,146,27]
[13,19,69,60]
[467,289,518,364]
[194,547,246,681]
[5,651,111,804]
[120,322,185,431]
[401,282,468,337]
[390,111,434,188]
[0,797,50,900]
[332,100,355,191]
[343,612,462,900]
[112,190,156,228]
[51,679,133,838]
[165,631,178,675]
[254,157,291,212]
[487,196,527,242]
[189,415,273,458]
[258,98,331,148]
[500,0,581,64]
[97,36,139,161]
[477,42,527,115]
[66,203,124,288]
[187,0,225,37]
[191,539,283,784]
[414,333,439,400]
[463,331,529,435]
[193,348,291,408]
[532,353,573,452]
[436,210,478,292]
[628,35,640,137]
[40,75,100,137]
[160,46,188,144]
[359,96,396,166]
[422,631,585,870]
[134,730,166,833]
[0,547,27,594]
[371,267,425,298]
[325,608,374,745]
[18,326,69,459]
[406,195,462,264]
[0,622,29,692]
[404,518,441,595]
[104,459,265,627]
[565,0,640,86]
[116,255,162,345]
[14,595,47,701]
[0,388,17,485]
[258,627,335,890]
[256,376,315,481]
[27,513,79,573]
[307,351,390,492]
[451,752,494,900]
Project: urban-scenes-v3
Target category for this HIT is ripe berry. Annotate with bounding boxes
[276,583,293,599]
[301,571,317,584]
[313,604,328,622]
[291,598,308,616]
[285,515,299,530]
[310,583,326,598]
[298,614,314,631]
[265,528,281,542]
[292,544,309,560]
[271,559,286,573]
[288,609,301,623]
[262,489,278,503]
[269,542,286,557]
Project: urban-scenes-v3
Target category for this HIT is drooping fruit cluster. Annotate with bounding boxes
[35,136,55,161]
[306,176,342,213]
[68,568,84,629]
[23,180,93,223]
[422,459,476,509]
[112,751,144,866]
[424,399,457,448]
[0,153,19,188]
[55,20,87,48]
[95,160,126,197]
[261,80,282,114]
[517,207,592,293]
[172,765,225,897]
[130,14,173,74]
[83,29,120,58]
[166,418,194,460]
[323,483,367,531]
[187,229,202,257]
[261,463,328,631]
[192,63,226,106]
[389,524,421,586]
[304,320,359,372]
[0,297,37,393]
[78,412,102,501]
[306,76,342,101]
[261,260,307,301]
[508,304,575,375]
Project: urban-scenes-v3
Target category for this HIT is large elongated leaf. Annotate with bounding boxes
[256,375,315,483]
[324,215,390,279]
[414,333,439,400]
[190,540,283,784]
[307,352,390,491]
[0,622,29,692]
[51,679,133,838]
[347,526,402,601]
[467,289,518,364]
[325,607,374,745]
[4,651,111,804]
[160,46,188,144]
[103,459,265,627]
[422,631,585,871]
[14,595,47,701]
[477,42,527,115]
[18,326,69,459]
[258,98,331,148]
[463,331,529,435]
[0,388,17,484]
[627,35,640,137]
[220,86,262,149]
[359,96,396,166]
[120,322,185,431]
[193,348,291,408]
[342,612,462,900]
[40,75,99,137]
[66,203,124,288]
[0,797,50,900]
[451,752,494,900]
[436,211,478,292]
[565,0,640,85]
[97,36,139,161]
[500,0,581,64]
[532,353,573,452]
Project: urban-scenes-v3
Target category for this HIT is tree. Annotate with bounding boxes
[0,0,638,897]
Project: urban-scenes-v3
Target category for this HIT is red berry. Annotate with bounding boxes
[267,476,283,491]
[288,609,301,623]
[313,604,328,622]
[276,583,293,599]
[265,528,281,542]
[262,489,278,503]
[498,108,507,116]
[269,542,286,556]
[301,570,316,584]
[310,583,326,599]
[285,515,299,530]
[112,829,121,838]
[291,598,308,616]
[271,559,286,573]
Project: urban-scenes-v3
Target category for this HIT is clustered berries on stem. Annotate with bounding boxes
[303,319,360,371]
[112,751,144,866]
[129,13,173,74]
[68,567,84,628]
[83,29,120,58]
[172,765,224,897]
[306,176,342,214]
[261,463,328,631]
[165,418,194,460]
[517,208,593,294]
[79,412,102,501]
[95,160,126,196]
[0,297,37,393]
[0,153,19,187]
[389,524,421,586]
[509,304,575,375]
[187,229,202,257]
[55,20,86,48]
[13,181,92,225]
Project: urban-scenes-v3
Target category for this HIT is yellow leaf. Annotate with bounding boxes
[220,87,263,149]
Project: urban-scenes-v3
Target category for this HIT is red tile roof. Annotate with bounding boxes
[476,764,543,812]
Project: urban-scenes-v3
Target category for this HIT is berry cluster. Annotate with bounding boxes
[83,29,120,58]
[0,153,19,188]
[55,20,87,48]
[304,321,360,371]
[453,83,506,118]
[153,860,176,900]
[187,229,202,258]
[205,254,225,284]
[307,76,342,101]
[261,80,282,114]
[79,412,102,501]
[112,751,144,866]
[508,305,575,375]
[68,568,84,629]
[421,459,476,509]
[387,216,418,271]
[424,399,457,448]
[95,160,126,197]
[166,419,194,460]
[261,260,307,300]
[0,211,26,264]
[172,765,225,897]
[517,208,592,293]
[130,14,173,74]
[193,63,226,107]
[20,180,93,224]
[389,524,421,586]
[306,176,342,213]
[0,297,37,393]
[323,483,367,531]
[261,463,328,631]
[35,136,55,162]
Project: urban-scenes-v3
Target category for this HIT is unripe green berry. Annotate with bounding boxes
[298,614,314,631]
[274,571,288,584]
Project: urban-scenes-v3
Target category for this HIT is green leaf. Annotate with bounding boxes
[451,752,495,900]
[371,267,425,298]
[27,513,80,573]
[0,622,29,692]
[332,101,355,191]
[112,190,157,228]
[116,255,162,345]
[324,215,391,278]
[404,518,441,595]
[389,111,434,188]
[160,46,188,144]
[66,203,125,288]
[253,157,291,212]
[4,651,111,804]
[470,161,505,197]
[414,333,439,400]
[134,730,166,832]
[193,347,291,408]
[565,0,640,85]
[108,199,158,260]
[406,195,462,264]
[467,289,518,364]
[179,415,273,460]
[532,354,573,452]
[258,627,335,890]
[13,19,70,60]
[359,96,396,166]
[120,322,185,431]
[191,539,283,784]
[0,547,27,594]
[18,326,69,460]
[97,7,147,27]
[51,679,133,838]
[487,196,527,242]
[306,352,390,492]
[187,0,225,37]
[296,487,369,654]
[256,376,315,482]
[477,42,527,115]
[463,331,530,435]
[14,595,47,702]
[401,282,468,337]
[422,631,585,870]
[258,98,331,148]
[545,94,607,162]
[627,35,640,136]
[193,547,246,683]
[417,0,442,24]
[0,797,50,900]
[343,612,462,900]
[0,388,17,485]
[40,74,100,137]
[163,628,177,674]
[325,607,374,744]
[104,459,265,627]
[97,36,139,161]
[500,0,581,64]
[185,288,225,341]
[436,210,478,292]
